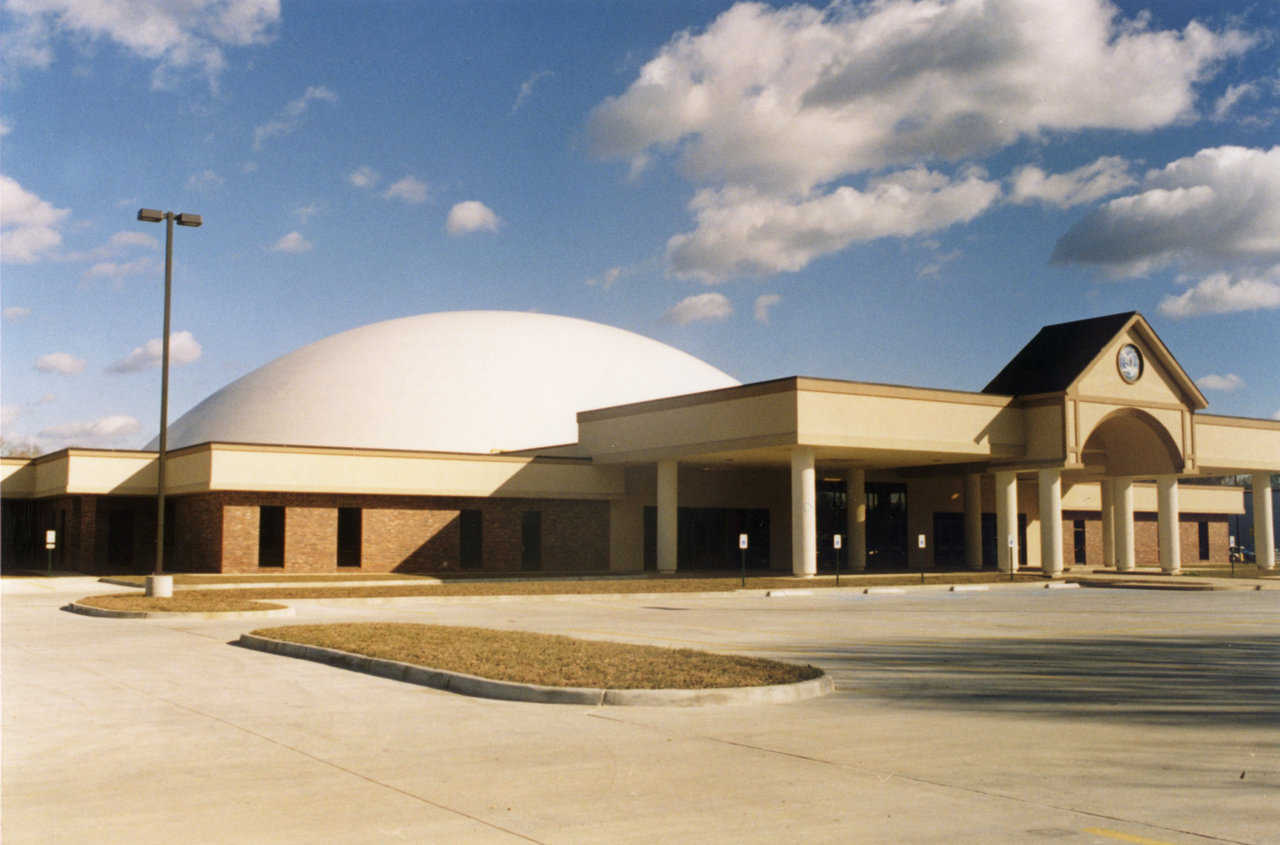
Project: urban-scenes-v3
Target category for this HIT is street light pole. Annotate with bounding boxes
[137,209,201,592]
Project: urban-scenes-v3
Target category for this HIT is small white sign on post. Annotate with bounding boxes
[1008,534,1017,549]
[917,533,926,549]
[738,533,749,550]
[45,530,56,550]
[833,534,842,550]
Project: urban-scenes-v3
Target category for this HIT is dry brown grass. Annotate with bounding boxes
[251,622,821,689]
[76,594,287,613]
[106,573,438,586]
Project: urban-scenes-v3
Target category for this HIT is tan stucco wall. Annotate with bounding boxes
[1195,416,1280,472]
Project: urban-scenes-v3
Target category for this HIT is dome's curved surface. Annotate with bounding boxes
[158,311,740,453]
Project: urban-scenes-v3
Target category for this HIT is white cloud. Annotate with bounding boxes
[753,293,781,324]
[1157,266,1280,318]
[586,266,626,289]
[348,165,379,189]
[253,85,337,150]
[4,306,32,321]
[445,201,500,235]
[1213,83,1258,121]
[1,173,69,263]
[84,256,159,281]
[512,70,553,112]
[107,230,158,250]
[1009,156,1135,208]
[185,168,224,191]
[270,231,312,253]
[0,118,11,136]
[1196,373,1244,392]
[589,0,1249,282]
[383,176,428,204]
[3,0,280,89]
[664,292,732,325]
[293,202,322,222]
[667,168,1000,282]
[35,352,85,375]
[106,331,203,373]
[1273,409,1280,422]
[1,404,20,427]
[1053,146,1280,277]
[40,414,141,447]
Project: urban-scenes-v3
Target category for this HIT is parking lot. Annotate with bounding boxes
[4,579,1277,844]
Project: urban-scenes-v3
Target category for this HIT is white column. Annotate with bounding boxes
[791,447,817,576]
[964,473,983,570]
[1100,478,1116,569]
[1253,474,1276,571]
[1038,469,1064,577]
[656,460,678,573]
[1115,478,1135,572]
[1157,475,1181,574]
[995,471,1019,573]
[845,468,867,571]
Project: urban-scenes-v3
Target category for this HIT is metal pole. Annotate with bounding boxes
[155,212,174,576]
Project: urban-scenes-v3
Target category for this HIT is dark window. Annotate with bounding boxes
[932,513,966,568]
[1073,519,1087,564]
[164,499,177,559]
[460,509,482,569]
[521,511,542,571]
[337,507,361,567]
[1198,521,1210,561]
[642,506,771,570]
[259,506,285,567]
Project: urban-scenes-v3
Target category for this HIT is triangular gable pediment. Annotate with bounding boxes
[984,312,1207,410]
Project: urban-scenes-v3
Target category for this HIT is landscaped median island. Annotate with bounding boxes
[75,594,289,613]
[240,622,833,706]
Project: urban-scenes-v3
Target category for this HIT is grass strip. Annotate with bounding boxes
[251,622,821,689]
[77,594,287,613]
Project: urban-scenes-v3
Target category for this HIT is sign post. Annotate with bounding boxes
[833,533,843,587]
[45,529,56,574]
[739,533,749,587]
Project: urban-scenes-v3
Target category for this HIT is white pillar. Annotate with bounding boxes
[845,468,867,571]
[1100,478,1116,569]
[964,473,983,570]
[995,471,1019,573]
[657,460,678,573]
[1038,470,1064,577]
[1115,478,1135,572]
[1157,475,1181,574]
[1253,474,1276,571]
[791,447,817,576]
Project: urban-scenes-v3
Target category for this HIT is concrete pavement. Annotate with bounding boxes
[3,577,1277,843]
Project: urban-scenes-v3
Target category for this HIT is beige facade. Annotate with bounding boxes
[3,312,1277,575]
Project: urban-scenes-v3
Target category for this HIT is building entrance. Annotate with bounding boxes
[644,507,771,570]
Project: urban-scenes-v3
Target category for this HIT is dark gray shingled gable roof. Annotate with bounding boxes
[982,312,1137,396]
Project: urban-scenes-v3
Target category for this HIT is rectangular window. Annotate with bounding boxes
[521,510,542,571]
[258,506,285,567]
[460,509,482,569]
[1198,521,1210,561]
[1073,519,1087,564]
[337,507,361,567]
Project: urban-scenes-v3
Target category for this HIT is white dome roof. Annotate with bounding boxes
[158,311,739,453]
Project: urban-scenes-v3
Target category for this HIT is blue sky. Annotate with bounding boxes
[3,0,1279,453]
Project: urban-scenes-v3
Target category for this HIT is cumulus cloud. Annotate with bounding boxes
[1212,83,1258,121]
[253,85,337,150]
[107,230,158,250]
[35,352,85,375]
[106,331,203,373]
[1,173,69,263]
[1053,146,1280,277]
[512,70,553,113]
[664,292,732,325]
[1196,373,1244,392]
[587,265,627,289]
[348,165,379,189]
[1009,156,1135,208]
[383,176,428,204]
[40,415,141,447]
[667,168,999,281]
[270,231,313,253]
[3,0,281,89]
[293,202,322,222]
[4,306,32,321]
[445,201,500,235]
[753,293,781,323]
[1157,266,1280,318]
[84,256,159,282]
[588,0,1249,282]
[185,168,224,191]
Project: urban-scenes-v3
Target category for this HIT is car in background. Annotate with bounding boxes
[1229,545,1255,564]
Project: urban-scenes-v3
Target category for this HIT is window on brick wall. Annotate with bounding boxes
[521,511,542,571]
[259,506,285,567]
[460,509,482,569]
[1198,521,1210,561]
[337,507,361,567]
[1073,519,1086,564]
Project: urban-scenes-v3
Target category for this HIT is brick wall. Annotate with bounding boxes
[1063,510,1230,568]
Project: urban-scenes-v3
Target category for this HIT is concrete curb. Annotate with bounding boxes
[237,633,834,707]
[99,576,444,591]
[64,602,296,620]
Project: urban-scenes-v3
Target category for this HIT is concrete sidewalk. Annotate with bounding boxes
[4,583,1278,843]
